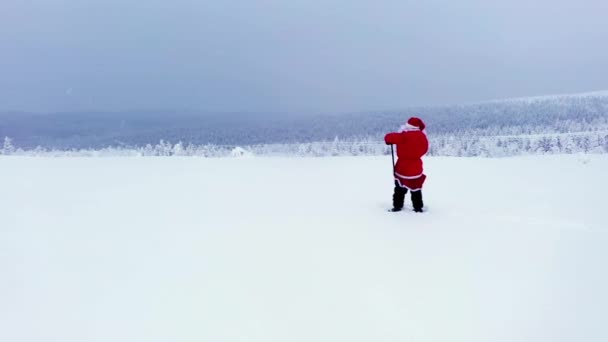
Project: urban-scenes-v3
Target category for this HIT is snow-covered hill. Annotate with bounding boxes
[2,90,608,150]
[473,89,608,105]
[1,155,607,341]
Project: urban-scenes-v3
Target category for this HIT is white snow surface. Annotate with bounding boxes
[1,155,607,342]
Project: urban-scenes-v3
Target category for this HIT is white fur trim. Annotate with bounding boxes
[398,123,420,132]
[395,172,424,179]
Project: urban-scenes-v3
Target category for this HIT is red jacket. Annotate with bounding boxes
[384,130,429,190]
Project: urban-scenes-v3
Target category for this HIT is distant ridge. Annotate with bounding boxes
[1,90,608,149]
[469,90,608,106]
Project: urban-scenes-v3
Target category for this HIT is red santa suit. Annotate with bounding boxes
[384,117,429,191]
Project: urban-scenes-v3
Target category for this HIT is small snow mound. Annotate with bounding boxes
[577,154,592,165]
[230,146,254,158]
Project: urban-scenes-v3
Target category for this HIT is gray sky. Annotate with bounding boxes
[2,0,607,113]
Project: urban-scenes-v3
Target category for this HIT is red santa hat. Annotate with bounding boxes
[400,117,426,132]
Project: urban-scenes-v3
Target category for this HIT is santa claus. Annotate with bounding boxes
[384,117,429,212]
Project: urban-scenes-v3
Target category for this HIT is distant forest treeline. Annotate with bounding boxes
[1,92,607,154]
[3,130,608,158]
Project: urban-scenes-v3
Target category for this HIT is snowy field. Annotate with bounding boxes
[1,155,608,342]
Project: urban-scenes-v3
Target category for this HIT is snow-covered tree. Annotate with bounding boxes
[172,141,185,156]
[2,137,15,155]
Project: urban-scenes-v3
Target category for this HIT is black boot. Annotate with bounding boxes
[392,181,407,212]
[411,190,424,212]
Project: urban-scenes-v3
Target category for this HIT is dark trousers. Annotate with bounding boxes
[393,181,423,211]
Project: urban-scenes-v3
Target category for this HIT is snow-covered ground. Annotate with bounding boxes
[1,155,607,342]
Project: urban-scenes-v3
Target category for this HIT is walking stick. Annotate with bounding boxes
[390,144,396,175]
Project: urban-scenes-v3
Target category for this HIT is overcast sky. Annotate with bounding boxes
[1,0,607,113]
